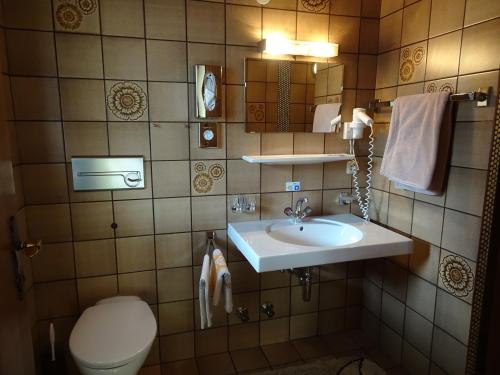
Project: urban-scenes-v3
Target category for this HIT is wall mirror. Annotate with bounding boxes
[245,58,344,133]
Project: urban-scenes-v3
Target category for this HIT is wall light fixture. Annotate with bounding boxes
[258,38,339,58]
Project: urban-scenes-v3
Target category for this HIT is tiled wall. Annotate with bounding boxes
[362,0,500,374]
[0,9,37,375]
[1,0,382,373]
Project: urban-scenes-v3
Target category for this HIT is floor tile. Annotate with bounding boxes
[261,342,302,368]
[230,347,270,373]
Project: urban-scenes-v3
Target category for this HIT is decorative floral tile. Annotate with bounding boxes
[247,103,265,123]
[106,81,148,121]
[55,0,99,32]
[299,0,330,13]
[438,249,475,303]
[191,161,226,196]
[398,42,427,85]
[424,78,457,94]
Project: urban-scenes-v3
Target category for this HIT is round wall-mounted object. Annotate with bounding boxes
[256,0,271,4]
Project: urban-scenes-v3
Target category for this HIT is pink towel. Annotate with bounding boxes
[380,92,452,195]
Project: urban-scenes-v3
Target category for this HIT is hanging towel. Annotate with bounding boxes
[199,254,212,329]
[380,91,452,195]
[211,249,233,314]
[312,103,341,133]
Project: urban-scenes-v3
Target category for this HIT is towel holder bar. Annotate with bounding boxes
[368,89,490,113]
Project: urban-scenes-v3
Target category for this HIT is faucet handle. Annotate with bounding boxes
[284,207,294,217]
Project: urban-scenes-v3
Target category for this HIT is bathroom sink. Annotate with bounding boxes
[228,214,413,272]
[266,219,363,247]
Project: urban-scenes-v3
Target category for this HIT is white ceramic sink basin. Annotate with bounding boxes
[228,214,413,272]
[266,219,363,247]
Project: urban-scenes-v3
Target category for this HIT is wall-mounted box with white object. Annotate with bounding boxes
[71,157,145,191]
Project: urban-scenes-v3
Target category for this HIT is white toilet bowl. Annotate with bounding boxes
[69,296,157,375]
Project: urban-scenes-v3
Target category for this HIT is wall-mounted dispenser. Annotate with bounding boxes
[71,157,145,191]
[195,64,222,118]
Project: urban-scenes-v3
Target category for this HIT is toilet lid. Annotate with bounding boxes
[70,300,157,369]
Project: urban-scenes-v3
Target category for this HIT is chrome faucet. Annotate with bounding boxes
[284,197,312,223]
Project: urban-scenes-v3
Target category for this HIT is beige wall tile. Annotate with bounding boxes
[404,307,433,356]
[297,13,329,42]
[159,300,194,335]
[22,164,68,204]
[329,16,360,53]
[108,122,151,159]
[35,280,78,319]
[260,318,290,345]
[145,0,186,40]
[74,239,116,277]
[116,236,155,273]
[17,122,65,163]
[63,122,109,161]
[60,79,106,121]
[153,161,191,198]
[26,204,72,243]
[409,239,440,283]
[157,267,193,302]
[191,195,227,230]
[100,0,144,37]
[196,327,228,356]
[154,198,191,233]
[434,289,471,344]
[77,275,118,310]
[451,121,493,169]
[71,202,114,241]
[147,40,187,82]
[401,0,430,46]
[260,192,292,219]
[425,31,462,80]
[261,133,293,155]
[56,33,103,79]
[431,328,467,375]
[6,30,56,76]
[331,0,361,15]
[32,243,75,283]
[118,270,157,304]
[441,209,481,260]
[406,274,436,321]
[4,0,53,30]
[378,10,402,52]
[362,0,381,17]
[380,0,404,17]
[227,160,260,194]
[187,0,225,43]
[114,199,154,237]
[292,164,323,191]
[229,323,259,350]
[387,194,413,234]
[445,167,486,216]
[429,0,465,37]
[103,37,147,80]
[376,49,400,88]
[226,5,262,46]
[263,9,296,40]
[290,313,318,340]
[150,123,190,161]
[149,82,188,122]
[160,332,195,362]
[156,232,192,269]
[459,19,500,75]
[411,201,444,246]
[464,0,500,26]
[261,164,291,193]
[12,77,61,120]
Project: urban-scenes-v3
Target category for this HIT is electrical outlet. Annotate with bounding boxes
[285,181,301,192]
[346,160,358,175]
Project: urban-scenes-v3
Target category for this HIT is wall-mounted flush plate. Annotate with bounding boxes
[199,123,220,148]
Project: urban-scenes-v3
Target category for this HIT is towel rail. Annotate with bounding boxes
[368,89,490,113]
[205,231,216,256]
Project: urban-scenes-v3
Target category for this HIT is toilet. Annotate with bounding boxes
[69,296,157,375]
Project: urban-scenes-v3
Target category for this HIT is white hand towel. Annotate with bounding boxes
[380,92,452,195]
[211,249,233,314]
[199,254,212,329]
[312,103,341,133]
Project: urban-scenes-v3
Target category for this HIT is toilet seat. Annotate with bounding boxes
[69,298,156,370]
